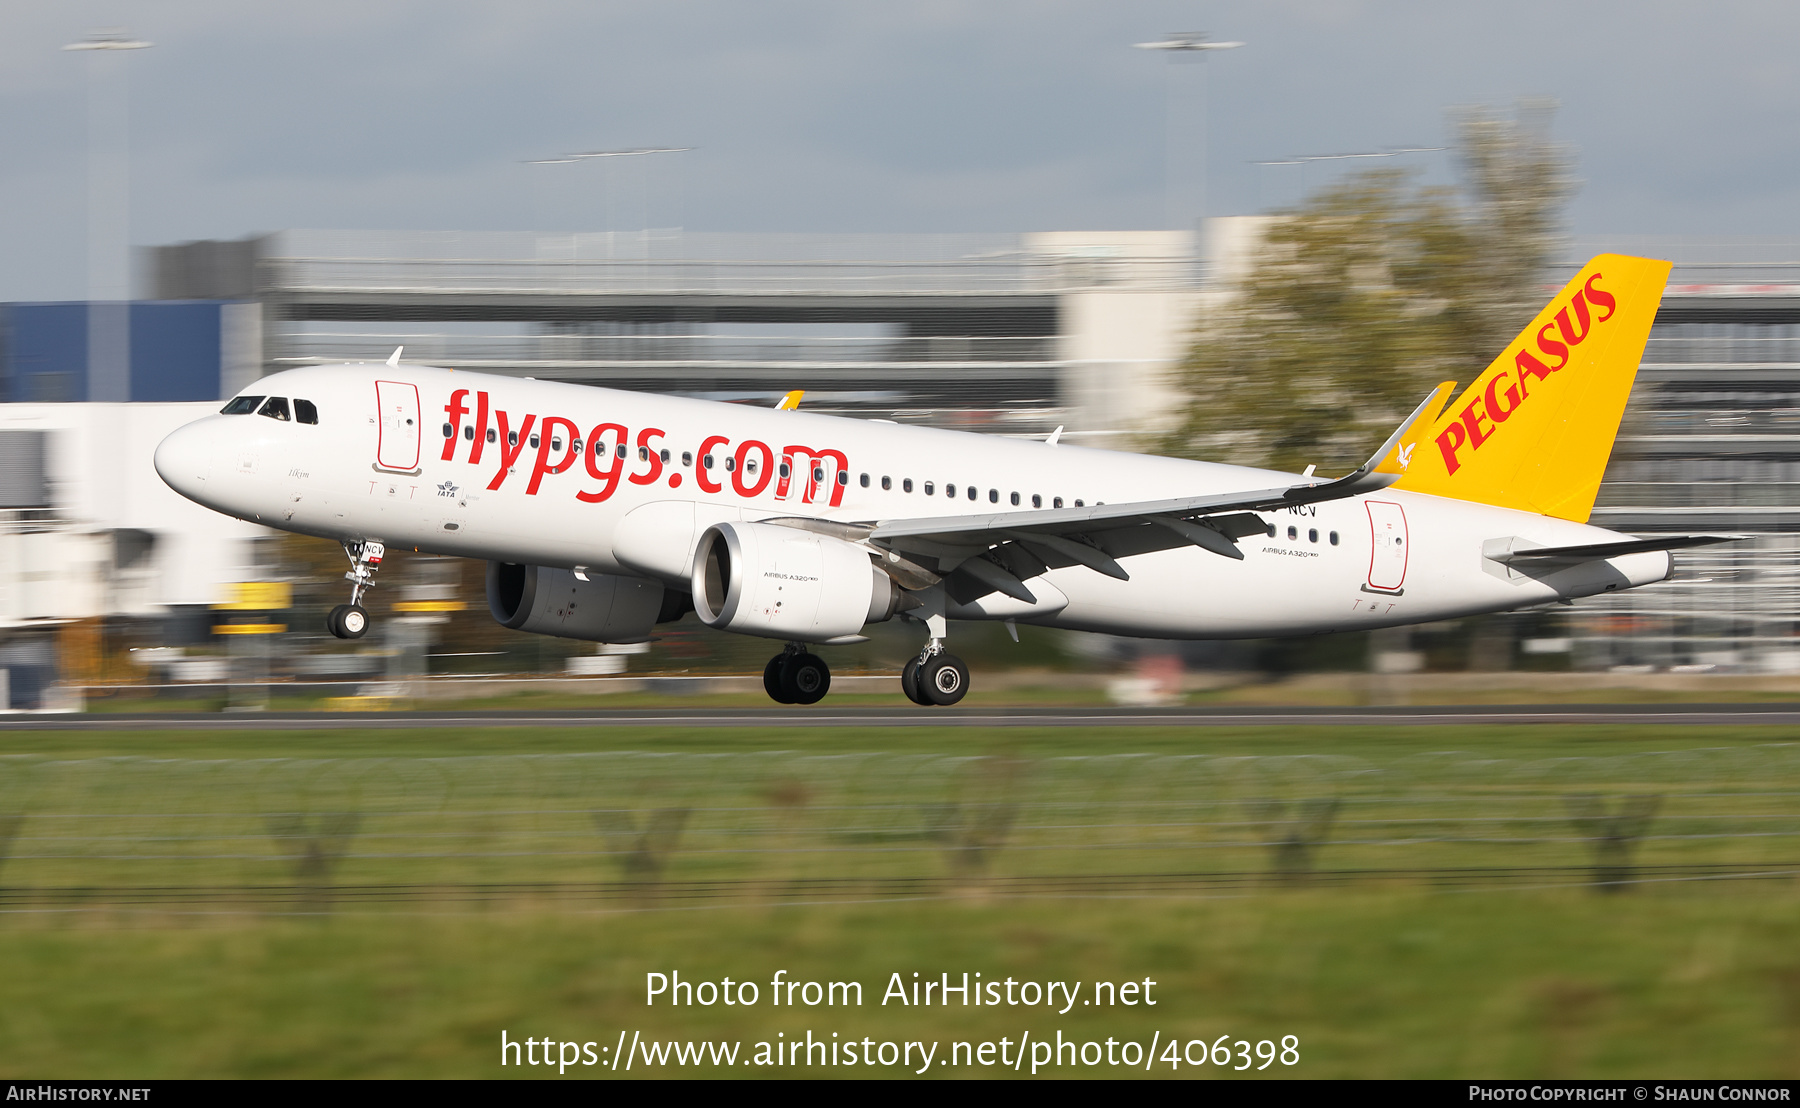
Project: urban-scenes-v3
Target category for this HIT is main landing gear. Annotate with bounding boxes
[901,645,969,707]
[764,645,831,705]
[327,540,385,640]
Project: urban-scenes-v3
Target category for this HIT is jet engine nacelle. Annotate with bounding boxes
[486,562,669,643]
[691,521,898,644]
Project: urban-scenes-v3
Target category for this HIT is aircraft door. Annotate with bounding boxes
[375,380,421,472]
[1365,501,1408,592]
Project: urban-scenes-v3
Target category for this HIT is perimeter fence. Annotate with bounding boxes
[0,747,1796,913]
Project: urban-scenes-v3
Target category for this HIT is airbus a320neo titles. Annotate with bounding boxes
[155,254,1729,706]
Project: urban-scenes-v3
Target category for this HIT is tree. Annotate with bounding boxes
[1162,102,1575,475]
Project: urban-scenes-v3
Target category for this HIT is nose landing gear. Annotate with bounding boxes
[763,645,831,705]
[327,540,385,640]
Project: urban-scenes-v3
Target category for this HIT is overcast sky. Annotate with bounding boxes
[2,0,1798,299]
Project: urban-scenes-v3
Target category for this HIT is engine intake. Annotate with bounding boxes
[691,522,897,644]
[486,562,668,643]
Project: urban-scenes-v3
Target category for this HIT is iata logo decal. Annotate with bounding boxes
[436,480,458,498]
[1436,272,1618,475]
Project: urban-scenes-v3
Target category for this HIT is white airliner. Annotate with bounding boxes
[154,255,1728,705]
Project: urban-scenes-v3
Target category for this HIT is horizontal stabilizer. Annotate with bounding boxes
[1487,534,1744,564]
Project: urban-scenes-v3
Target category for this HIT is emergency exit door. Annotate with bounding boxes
[375,380,421,472]
[1365,501,1408,592]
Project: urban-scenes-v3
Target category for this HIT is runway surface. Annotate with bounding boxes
[4,703,1800,730]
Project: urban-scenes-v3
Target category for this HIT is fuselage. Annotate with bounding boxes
[154,363,1670,640]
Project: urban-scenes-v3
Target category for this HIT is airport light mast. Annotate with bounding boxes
[64,29,153,403]
[1134,31,1243,265]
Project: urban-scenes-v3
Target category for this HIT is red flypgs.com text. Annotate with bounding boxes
[1436,272,1619,475]
[438,391,850,507]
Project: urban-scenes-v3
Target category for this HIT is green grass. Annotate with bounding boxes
[1,724,1796,1078]
[2,891,1796,1078]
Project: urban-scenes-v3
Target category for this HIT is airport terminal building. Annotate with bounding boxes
[0,225,1797,700]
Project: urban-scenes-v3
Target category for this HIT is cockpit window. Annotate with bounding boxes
[221,395,264,415]
[295,399,318,425]
[258,397,291,421]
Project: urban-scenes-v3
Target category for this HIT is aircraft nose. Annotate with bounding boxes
[154,419,217,504]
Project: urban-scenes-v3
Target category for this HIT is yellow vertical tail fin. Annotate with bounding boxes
[1391,254,1672,522]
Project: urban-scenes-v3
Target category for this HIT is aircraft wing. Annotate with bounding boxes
[795,384,1458,598]
[863,383,1453,555]
[1486,534,1745,564]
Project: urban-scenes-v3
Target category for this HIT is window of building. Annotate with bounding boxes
[258,397,290,421]
[295,399,319,425]
[220,395,264,415]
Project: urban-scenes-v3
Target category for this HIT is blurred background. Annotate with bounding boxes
[4,2,1800,710]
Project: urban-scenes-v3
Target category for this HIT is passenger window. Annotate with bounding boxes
[1287,526,1298,540]
[1266,524,1276,537]
[903,478,913,493]
[1030,494,1040,508]
[295,399,318,425]
[945,483,955,497]
[462,425,474,440]
[508,431,519,446]
[682,452,692,467]
[529,434,540,449]
[1309,528,1319,543]
[702,454,714,469]
[812,466,824,482]
[220,395,264,415]
[660,448,671,464]
[925,482,935,495]
[442,423,454,438]
[551,436,563,451]
[860,473,870,488]
[571,438,581,454]
[616,444,626,459]
[258,397,290,421]
[1074,499,1084,507]
[1053,497,1062,509]
[881,476,891,490]
[779,463,790,478]
[1329,531,1340,546]
[487,429,498,443]
[836,471,849,486]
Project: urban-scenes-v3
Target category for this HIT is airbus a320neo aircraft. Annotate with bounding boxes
[156,254,1729,706]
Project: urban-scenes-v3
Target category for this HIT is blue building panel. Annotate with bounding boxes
[6,302,89,402]
[0,301,230,403]
[131,301,223,401]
